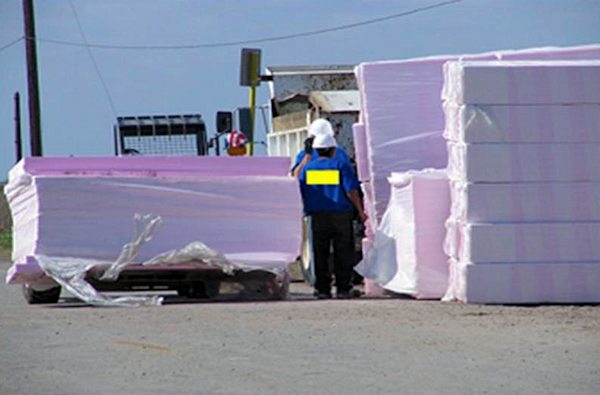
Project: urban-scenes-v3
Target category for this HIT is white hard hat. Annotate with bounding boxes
[308,119,334,137]
[312,133,337,149]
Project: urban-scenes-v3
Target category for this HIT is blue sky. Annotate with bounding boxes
[1,0,599,179]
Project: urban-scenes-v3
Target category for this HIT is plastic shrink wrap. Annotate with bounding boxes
[444,103,600,143]
[356,169,450,299]
[5,156,303,306]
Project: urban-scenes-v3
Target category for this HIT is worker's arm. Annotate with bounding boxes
[347,189,368,223]
[292,153,311,178]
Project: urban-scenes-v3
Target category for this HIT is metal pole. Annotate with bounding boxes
[14,92,23,163]
[113,125,119,156]
[23,0,43,156]
[247,54,258,156]
[248,86,256,156]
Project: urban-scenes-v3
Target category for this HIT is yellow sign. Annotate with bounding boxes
[306,170,340,185]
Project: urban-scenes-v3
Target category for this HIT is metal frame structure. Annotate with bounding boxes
[114,114,208,156]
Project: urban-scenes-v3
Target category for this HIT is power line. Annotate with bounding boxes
[0,36,24,52]
[67,0,118,117]
[35,0,465,51]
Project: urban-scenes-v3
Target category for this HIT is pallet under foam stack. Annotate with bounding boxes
[442,60,600,304]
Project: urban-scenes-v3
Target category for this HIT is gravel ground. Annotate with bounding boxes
[1,258,598,395]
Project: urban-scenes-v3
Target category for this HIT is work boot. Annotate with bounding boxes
[314,289,332,299]
[336,288,362,299]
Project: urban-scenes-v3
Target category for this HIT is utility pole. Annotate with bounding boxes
[14,92,23,163]
[23,0,43,156]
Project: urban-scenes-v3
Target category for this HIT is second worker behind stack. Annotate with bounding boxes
[295,128,368,299]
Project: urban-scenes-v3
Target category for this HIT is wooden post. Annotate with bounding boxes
[23,0,43,156]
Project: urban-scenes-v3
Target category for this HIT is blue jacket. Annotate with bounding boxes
[299,153,360,214]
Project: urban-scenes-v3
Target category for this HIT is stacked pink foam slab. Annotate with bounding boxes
[450,182,600,223]
[356,169,450,299]
[5,156,303,286]
[447,142,600,182]
[353,45,600,226]
[446,260,600,304]
[444,60,600,104]
[444,103,600,143]
[448,222,600,263]
[443,60,600,304]
[9,155,292,178]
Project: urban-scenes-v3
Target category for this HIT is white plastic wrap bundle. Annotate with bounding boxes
[356,169,450,299]
[442,60,600,304]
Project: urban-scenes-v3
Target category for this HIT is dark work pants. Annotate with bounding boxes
[311,211,355,294]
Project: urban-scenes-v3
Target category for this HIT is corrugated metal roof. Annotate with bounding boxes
[266,65,356,75]
[309,90,360,112]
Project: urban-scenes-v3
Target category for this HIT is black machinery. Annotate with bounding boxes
[114,114,209,156]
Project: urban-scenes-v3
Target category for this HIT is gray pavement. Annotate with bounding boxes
[1,259,599,395]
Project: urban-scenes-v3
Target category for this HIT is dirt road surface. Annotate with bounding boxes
[1,259,598,395]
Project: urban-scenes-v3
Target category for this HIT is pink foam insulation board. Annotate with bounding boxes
[447,221,600,264]
[447,141,600,182]
[444,103,600,143]
[450,182,600,223]
[5,156,303,285]
[446,260,600,304]
[442,57,600,304]
[443,60,600,105]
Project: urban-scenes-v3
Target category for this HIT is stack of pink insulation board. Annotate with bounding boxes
[5,156,303,286]
[353,45,600,227]
[443,60,600,304]
[356,170,450,299]
[353,45,599,297]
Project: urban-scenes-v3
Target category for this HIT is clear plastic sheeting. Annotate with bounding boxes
[34,214,288,307]
[356,169,450,299]
[100,214,163,281]
[36,255,163,307]
[443,102,600,143]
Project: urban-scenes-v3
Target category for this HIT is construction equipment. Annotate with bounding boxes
[114,114,209,156]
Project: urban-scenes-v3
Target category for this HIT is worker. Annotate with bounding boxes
[293,119,362,288]
[298,133,368,299]
[227,130,248,148]
[225,130,248,156]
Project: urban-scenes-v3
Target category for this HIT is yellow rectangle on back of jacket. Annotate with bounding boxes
[306,170,340,185]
